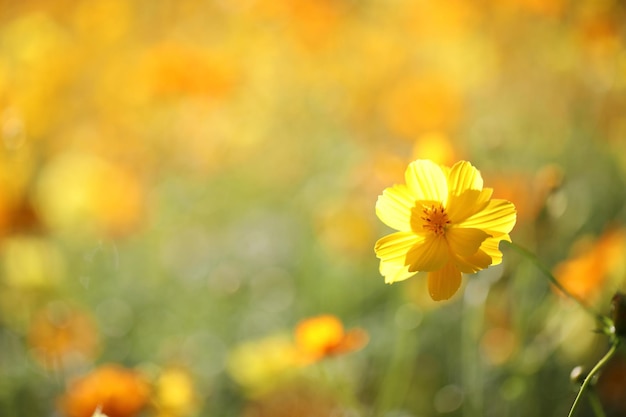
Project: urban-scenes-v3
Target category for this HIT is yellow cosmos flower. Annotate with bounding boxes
[294,315,368,363]
[374,160,516,301]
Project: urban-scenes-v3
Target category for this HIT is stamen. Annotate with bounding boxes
[422,205,450,236]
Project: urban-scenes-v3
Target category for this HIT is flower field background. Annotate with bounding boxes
[2,1,626,416]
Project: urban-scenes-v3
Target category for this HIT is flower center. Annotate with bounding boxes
[422,205,450,236]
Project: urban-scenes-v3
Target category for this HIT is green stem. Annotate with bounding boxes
[503,241,604,322]
[461,296,485,417]
[587,388,607,417]
[567,341,620,417]
[374,298,419,415]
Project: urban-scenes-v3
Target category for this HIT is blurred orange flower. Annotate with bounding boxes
[58,364,150,417]
[253,0,348,50]
[553,228,626,303]
[381,75,462,139]
[28,304,99,370]
[487,164,563,225]
[142,42,238,98]
[294,315,368,363]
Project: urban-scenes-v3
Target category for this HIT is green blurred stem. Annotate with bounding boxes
[461,296,485,417]
[567,341,619,417]
[587,388,607,417]
[373,296,419,415]
[503,241,604,322]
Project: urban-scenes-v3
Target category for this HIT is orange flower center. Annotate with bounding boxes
[422,205,450,236]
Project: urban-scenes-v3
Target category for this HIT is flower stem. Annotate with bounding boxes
[503,241,604,322]
[567,341,620,417]
[461,293,485,417]
[587,388,607,417]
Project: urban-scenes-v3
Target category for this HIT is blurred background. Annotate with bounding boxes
[1,0,626,416]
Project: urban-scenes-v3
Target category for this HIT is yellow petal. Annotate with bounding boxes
[375,184,416,231]
[446,188,493,224]
[452,249,493,273]
[375,232,424,265]
[478,236,510,266]
[427,262,462,300]
[405,160,448,203]
[406,234,449,272]
[459,199,517,237]
[447,160,483,195]
[379,259,416,284]
[446,227,491,257]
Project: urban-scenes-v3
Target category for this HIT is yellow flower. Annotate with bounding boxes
[294,315,368,363]
[374,160,516,301]
[227,335,301,397]
[154,366,199,417]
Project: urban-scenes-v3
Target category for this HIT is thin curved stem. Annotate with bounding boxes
[503,241,605,322]
[567,341,620,417]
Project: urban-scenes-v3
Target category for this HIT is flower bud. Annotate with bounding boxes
[570,366,588,386]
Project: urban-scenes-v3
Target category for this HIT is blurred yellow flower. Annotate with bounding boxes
[58,364,150,417]
[411,131,458,167]
[154,366,199,417]
[34,152,145,238]
[1,235,65,291]
[227,335,301,397]
[294,315,368,363]
[374,159,517,300]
